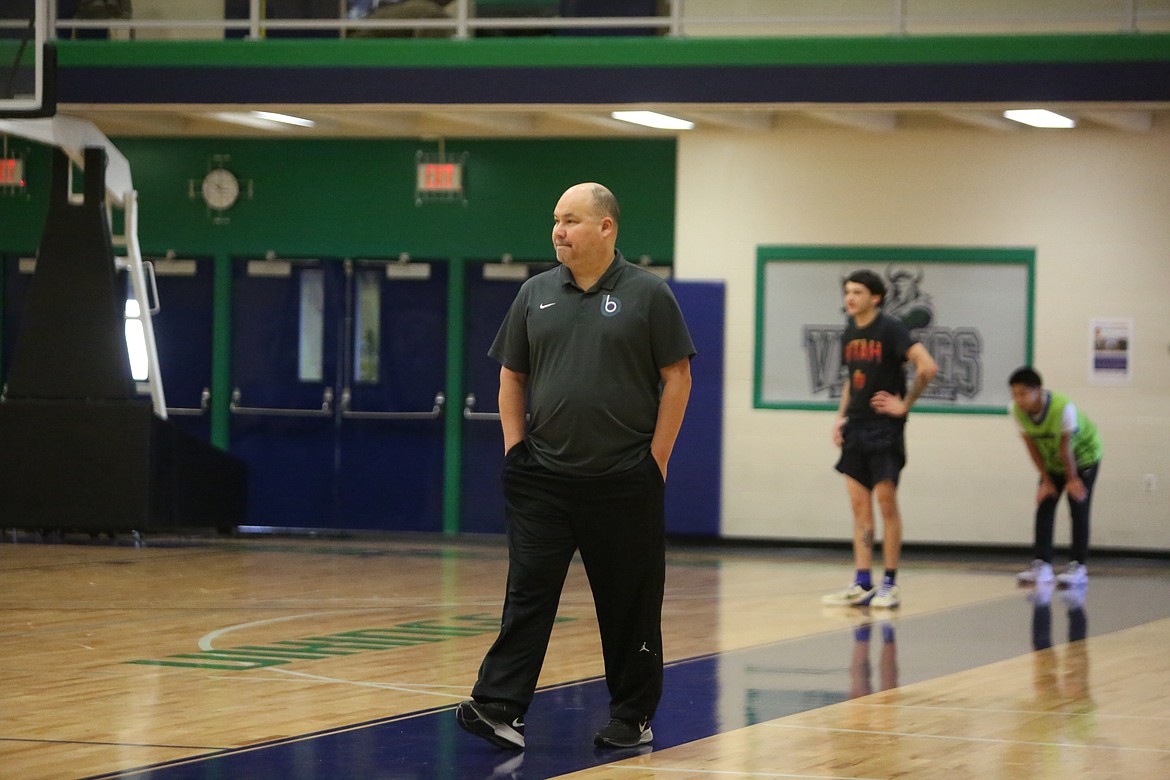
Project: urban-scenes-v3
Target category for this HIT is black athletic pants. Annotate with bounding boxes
[1034,462,1100,565]
[471,440,666,722]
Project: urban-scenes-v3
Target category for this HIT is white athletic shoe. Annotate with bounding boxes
[1017,559,1054,585]
[870,583,901,609]
[821,582,876,606]
[1056,561,1089,587]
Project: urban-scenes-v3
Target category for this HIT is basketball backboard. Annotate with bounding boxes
[1,0,55,118]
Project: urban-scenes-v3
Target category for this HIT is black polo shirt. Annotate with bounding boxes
[489,251,695,477]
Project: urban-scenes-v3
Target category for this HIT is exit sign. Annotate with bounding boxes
[0,158,24,188]
[416,161,462,193]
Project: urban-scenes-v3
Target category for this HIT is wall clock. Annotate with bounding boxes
[189,155,252,224]
[201,167,240,212]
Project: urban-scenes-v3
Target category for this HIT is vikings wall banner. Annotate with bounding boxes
[754,246,1034,413]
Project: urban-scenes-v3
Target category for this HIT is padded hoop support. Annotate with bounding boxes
[5,146,134,401]
[0,146,246,533]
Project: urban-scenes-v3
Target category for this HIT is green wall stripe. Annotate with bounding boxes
[56,33,1170,70]
[443,257,466,536]
[757,245,1036,263]
[210,252,232,451]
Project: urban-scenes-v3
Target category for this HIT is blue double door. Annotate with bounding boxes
[4,251,720,535]
[230,257,451,531]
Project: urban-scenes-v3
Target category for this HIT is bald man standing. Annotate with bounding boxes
[456,183,695,751]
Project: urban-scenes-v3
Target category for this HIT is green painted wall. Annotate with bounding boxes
[0,136,676,533]
[2,137,675,257]
[115,137,675,259]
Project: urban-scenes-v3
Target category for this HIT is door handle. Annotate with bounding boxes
[339,389,446,420]
[230,386,334,417]
[463,393,501,421]
[167,387,211,417]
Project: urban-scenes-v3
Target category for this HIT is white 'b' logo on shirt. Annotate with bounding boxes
[601,294,621,317]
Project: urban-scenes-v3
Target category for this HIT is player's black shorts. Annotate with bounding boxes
[834,417,907,490]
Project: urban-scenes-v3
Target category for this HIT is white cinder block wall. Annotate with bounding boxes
[674,125,1170,551]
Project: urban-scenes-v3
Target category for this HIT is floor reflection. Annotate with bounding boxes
[1030,581,1088,648]
[1029,581,1093,716]
[849,620,899,699]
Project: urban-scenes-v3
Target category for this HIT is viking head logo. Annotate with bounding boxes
[884,265,934,329]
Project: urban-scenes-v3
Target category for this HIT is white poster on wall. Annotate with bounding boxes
[755,246,1034,414]
[1090,317,1133,384]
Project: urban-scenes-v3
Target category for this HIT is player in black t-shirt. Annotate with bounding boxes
[823,270,937,610]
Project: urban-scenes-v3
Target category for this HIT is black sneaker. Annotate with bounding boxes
[593,717,653,748]
[456,700,525,750]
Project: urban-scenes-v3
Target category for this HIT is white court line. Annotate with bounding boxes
[209,673,468,692]
[196,606,503,648]
[852,701,1170,722]
[199,610,468,699]
[608,767,883,779]
[199,610,370,649]
[765,722,1170,754]
[265,667,466,699]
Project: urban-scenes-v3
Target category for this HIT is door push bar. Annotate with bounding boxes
[167,387,211,417]
[464,393,530,422]
[339,389,445,420]
[230,386,334,417]
[463,393,501,421]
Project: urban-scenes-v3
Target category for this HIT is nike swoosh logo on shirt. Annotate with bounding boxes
[539,302,556,309]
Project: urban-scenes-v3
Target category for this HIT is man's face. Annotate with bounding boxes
[551,187,611,267]
[843,281,880,318]
[1010,383,1044,414]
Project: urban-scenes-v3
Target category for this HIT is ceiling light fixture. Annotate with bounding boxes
[250,111,316,128]
[1003,109,1076,128]
[209,111,316,131]
[611,111,694,130]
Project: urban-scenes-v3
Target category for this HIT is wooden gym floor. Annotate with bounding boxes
[1,534,1168,779]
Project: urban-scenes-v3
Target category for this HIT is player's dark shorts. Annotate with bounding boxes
[835,417,907,489]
